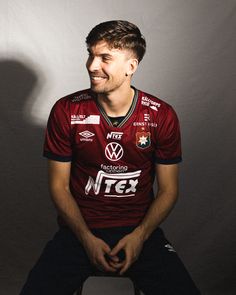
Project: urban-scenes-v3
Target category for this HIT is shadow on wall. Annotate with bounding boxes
[0,60,57,293]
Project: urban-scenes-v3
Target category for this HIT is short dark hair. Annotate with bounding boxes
[86,20,146,62]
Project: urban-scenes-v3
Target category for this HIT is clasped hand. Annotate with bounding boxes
[82,229,145,275]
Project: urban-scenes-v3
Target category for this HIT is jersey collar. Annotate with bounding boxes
[95,87,138,128]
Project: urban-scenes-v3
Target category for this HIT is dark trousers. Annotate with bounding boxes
[20,226,200,295]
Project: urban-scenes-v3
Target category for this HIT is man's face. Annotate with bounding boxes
[86,41,135,95]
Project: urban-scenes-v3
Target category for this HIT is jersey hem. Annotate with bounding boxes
[156,156,182,164]
[43,151,72,162]
[57,215,143,230]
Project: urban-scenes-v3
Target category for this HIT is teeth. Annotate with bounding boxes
[91,76,105,81]
[90,75,106,80]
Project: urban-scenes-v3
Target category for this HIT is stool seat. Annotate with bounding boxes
[75,271,141,295]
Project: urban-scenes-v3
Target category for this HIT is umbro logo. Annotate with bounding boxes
[79,131,95,138]
[79,130,95,142]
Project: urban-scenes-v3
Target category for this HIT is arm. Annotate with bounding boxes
[136,163,179,240]
[48,159,118,272]
[110,163,179,274]
[48,160,90,241]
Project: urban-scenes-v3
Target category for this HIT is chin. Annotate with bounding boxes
[90,85,107,94]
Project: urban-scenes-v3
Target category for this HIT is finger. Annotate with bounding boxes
[99,256,117,272]
[109,255,120,262]
[119,251,131,275]
[102,242,112,254]
[101,241,119,262]
[109,260,124,269]
[110,242,124,256]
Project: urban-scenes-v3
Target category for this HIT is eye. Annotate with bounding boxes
[102,55,112,62]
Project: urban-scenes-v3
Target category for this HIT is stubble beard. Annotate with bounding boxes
[90,78,114,95]
[90,83,107,94]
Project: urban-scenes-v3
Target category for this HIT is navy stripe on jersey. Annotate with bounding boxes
[43,151,72,162]
[156,156,182,165]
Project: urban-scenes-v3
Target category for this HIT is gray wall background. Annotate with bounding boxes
[1,0,235,294]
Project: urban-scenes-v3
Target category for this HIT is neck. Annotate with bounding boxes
[97,87,135,117]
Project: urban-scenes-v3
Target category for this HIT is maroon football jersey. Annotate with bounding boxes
[43,88,182,229]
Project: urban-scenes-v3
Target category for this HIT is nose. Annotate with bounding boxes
[86,56,101,72]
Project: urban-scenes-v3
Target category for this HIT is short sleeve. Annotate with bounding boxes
[155,106,182,164]
[43,99,72,162]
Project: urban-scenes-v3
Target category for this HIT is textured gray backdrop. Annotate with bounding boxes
[0,1,235,294]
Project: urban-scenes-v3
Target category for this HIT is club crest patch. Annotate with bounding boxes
[136,131,151,149]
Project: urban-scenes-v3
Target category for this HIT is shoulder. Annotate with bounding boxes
[52,89,95,111]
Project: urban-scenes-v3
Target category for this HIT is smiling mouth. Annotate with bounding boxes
[89,73,107,82]
[91,76,106,81]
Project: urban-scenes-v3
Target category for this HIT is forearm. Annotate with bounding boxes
[50,186,92,243]
[135,188,178,241]
[50,187,120,272]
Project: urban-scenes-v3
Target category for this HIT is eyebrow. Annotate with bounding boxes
[101,53,113,59]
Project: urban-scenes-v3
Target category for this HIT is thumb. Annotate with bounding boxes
[110,241,124,256]
[102,242,112,254]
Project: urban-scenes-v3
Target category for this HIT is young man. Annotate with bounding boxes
[20,20,200,294]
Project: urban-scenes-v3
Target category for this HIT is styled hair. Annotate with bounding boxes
[86,20,146,62]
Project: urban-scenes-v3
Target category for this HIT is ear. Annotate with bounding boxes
[127,58,139,76]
